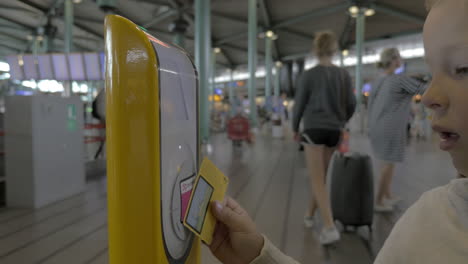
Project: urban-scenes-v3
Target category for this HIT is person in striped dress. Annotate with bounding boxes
[368,48,427,212]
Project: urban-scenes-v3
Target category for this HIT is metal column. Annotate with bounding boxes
[355,11,365,107]
[355,10,366,133]
[229,69,235,115]
[195,0,211,142]
[265,36,273,110]
[274,64,281,109]
[210,49,216,113]
[63,0,74,97]
[37,27,48,53]
[64,0,73,53]
[32,37,39,55]
[339,52,344,67]
[248,0,258,126]
[40,37,49,53]
[173,33,185,48]
[171,16,189,49]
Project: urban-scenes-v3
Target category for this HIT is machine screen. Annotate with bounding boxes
[150,35,198,261]
[185,176,213,234]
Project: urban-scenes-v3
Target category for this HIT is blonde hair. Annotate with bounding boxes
[377,48,401,69]
[313,31,338,58]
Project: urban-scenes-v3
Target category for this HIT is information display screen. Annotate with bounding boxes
[99,52,105,80]
[83,53,102,81]
[23,55,38,80]
[6,55,24,80]
[7,52,106,81]
[68,53,86,81]
[37,55,54,80]
[52,54,69,81]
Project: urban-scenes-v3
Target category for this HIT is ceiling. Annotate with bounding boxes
[0,0,427,69]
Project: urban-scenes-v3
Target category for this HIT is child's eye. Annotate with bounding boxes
[455,66,468,76]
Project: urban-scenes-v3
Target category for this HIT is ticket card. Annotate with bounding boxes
[183,158,229,245]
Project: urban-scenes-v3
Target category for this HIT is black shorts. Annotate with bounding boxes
[301,129,342,148]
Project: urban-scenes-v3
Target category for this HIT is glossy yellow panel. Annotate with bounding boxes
[105,15,200,264]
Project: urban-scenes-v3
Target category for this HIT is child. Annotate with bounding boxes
[209,0,468,263]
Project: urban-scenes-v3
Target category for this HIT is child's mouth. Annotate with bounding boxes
[439,131,460,151]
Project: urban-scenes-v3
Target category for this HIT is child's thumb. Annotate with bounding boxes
[212,201,244,231]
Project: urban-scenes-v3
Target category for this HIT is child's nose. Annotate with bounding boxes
[422,80,448,112]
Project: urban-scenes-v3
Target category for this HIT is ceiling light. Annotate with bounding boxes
[275,61,282,67]
[349,6,359,15]
[213,47,221,54]
[73,0,82,3]
[266,30,274,38]
[365,8,375,17]
[342,49,349,56]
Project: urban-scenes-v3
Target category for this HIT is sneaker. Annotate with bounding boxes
[374,202,394,213]
[319,227,341,245]
[304,215,314,228]
[384,196,402,206]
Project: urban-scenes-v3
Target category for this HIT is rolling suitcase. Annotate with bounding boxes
[330,152,374,230]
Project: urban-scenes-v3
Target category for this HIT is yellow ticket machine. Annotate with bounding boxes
[105,15,200,264]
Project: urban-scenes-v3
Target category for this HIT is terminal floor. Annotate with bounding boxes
[0,132,456,264]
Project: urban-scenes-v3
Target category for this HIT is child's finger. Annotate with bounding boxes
[212,200,246,231]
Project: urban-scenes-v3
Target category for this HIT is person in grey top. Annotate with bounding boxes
[368,48,426,212]
[292,31,356,245]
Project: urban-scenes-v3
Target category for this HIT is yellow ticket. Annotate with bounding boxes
[183,158,229,245]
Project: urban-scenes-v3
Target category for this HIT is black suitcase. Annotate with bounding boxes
[330,152,374,229]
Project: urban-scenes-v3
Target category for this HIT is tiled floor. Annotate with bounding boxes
[0,132,456,264]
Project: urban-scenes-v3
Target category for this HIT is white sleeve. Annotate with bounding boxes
[250,235,301,264]
[374,187,447,264]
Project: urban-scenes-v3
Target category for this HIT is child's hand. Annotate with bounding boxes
[210,198,264,264]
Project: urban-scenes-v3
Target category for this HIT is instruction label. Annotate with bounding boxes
[180,175,195,222]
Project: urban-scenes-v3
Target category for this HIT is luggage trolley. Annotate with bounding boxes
[227,115,252,146]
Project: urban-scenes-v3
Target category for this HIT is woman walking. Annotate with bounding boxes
[368,48,427,212]
[292,31,356,245]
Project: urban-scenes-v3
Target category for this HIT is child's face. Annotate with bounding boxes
[423,0,468,176]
